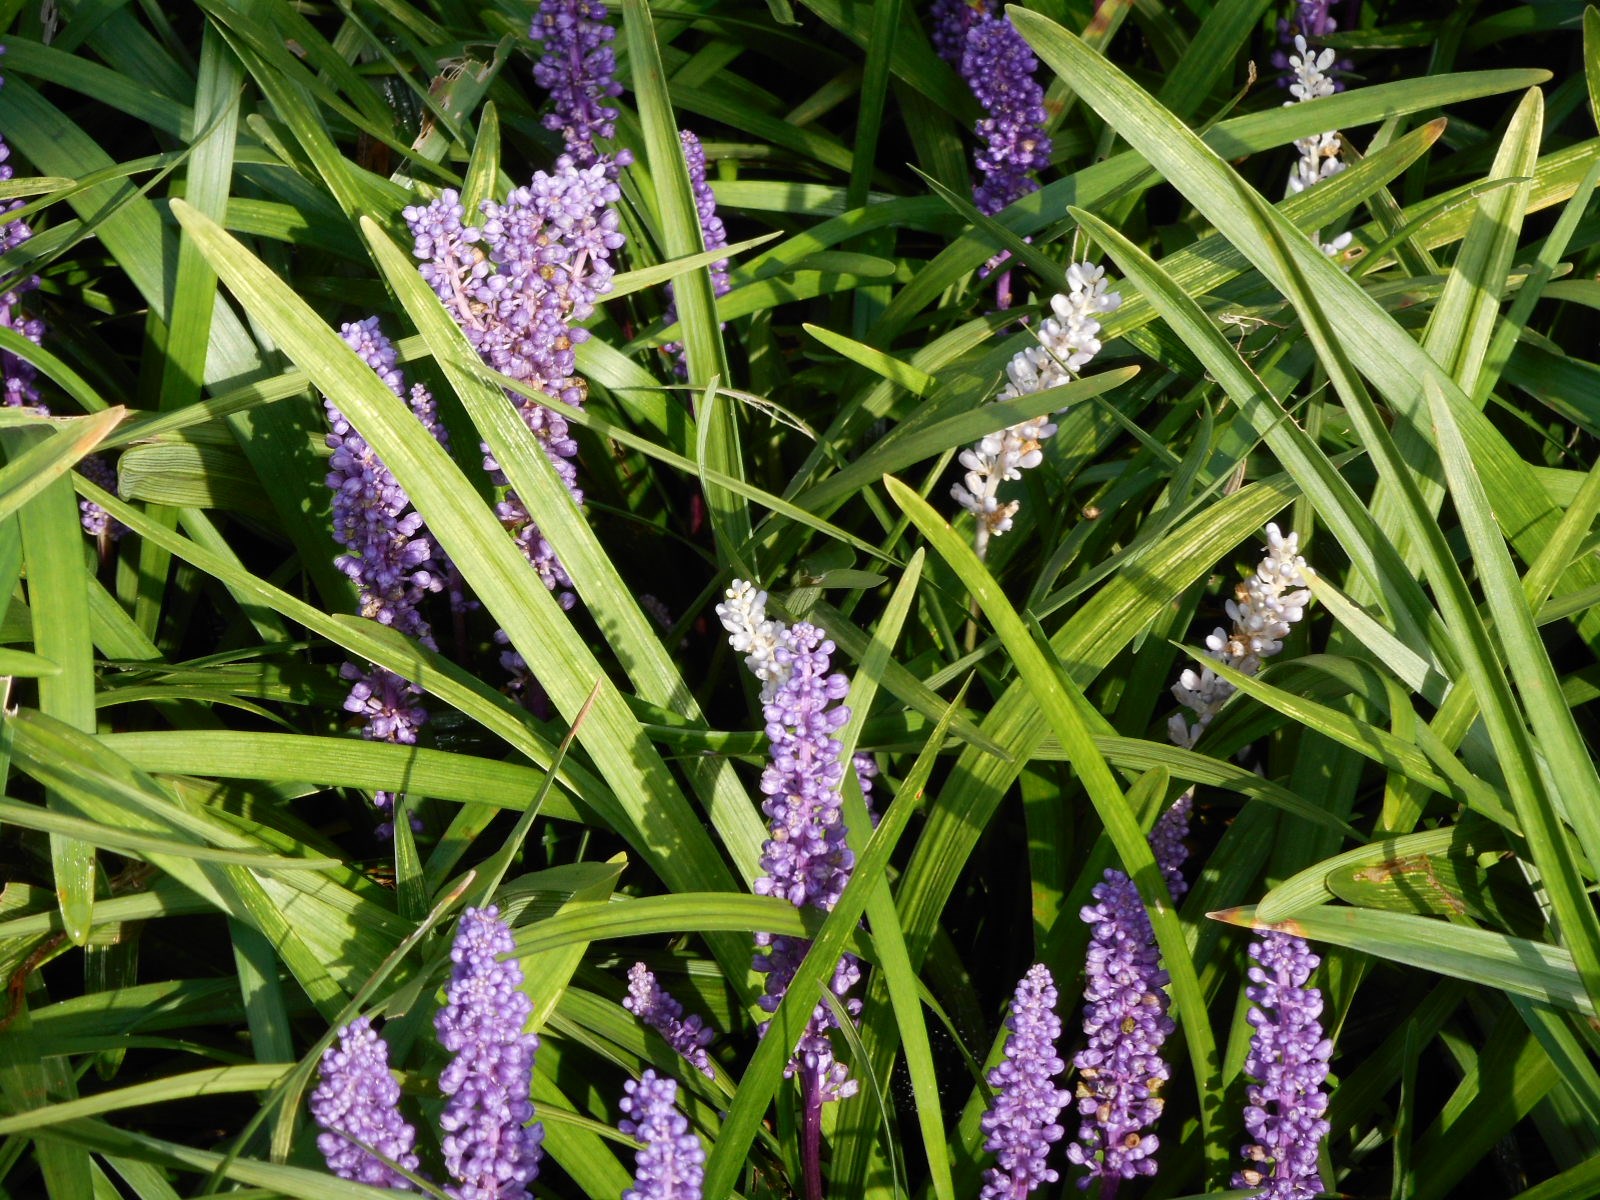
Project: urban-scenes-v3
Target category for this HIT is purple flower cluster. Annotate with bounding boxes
[980,964,1070,1200]
[1065,799,1192,1191]
[405,161,624,697]
[751,622,860,1104]
[624,962,716,1080]
[961,15,1052,217]
[2,48,119,539]
[620,1070,705,1200]
[312,908,543,1195]
[435,906,544,1200]
[531,0,631,169]
[662,129,733,377]
[309,1016,421,1189]
[322,317,451,830]
[1232,932,1331,1200]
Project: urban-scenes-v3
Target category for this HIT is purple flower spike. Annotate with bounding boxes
[960,15,1051,216]
[662,129,733,377]
[309,1016,420,1189]
[625,963,716,1080]
[752,622,860,1103]
[1272,1,1350,91]
[76,454,124,540]
[981,964,1070,1200]
[1,46,45,414]
[1232,931,1332,1200]
[436,906,544,1200]
[1065,872,1174,1192]
[531,0,632,169]
[1149,794,1193,903]
[621,1070,705,1200]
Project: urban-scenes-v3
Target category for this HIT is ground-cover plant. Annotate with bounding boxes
[1,1,1599,1199]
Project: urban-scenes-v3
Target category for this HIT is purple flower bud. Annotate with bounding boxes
[620,1070,704,1200]
[309,1016,420,1189]
[624,963,716,1080]
[981,964,1070,1200]
[930,0,993,64]
[436,906,544,1200]
[1232,931,1331,1200]
[75,454,124,540]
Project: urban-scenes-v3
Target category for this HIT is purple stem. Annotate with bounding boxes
[801,1071,824,1200]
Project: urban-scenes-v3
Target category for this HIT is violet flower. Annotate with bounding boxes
[1064,799,1191,1192]
[621,1070,705,1200]
[750,622,860,1105]
[405,160,625,701]
[531,0,631,169]
[323,317,449,832]
[980,964,1070,1200]
[624,962,716,1080]
[960,14,1052,218]
[1232,932,1332,1200]
[662,129,733,377]
[309,1016,421,1189]
[435,906,544,1200]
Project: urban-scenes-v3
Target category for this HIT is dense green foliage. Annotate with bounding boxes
[2,1,1600,1198]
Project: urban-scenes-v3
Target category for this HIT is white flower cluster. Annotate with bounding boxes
[1284,35,1353,257]
[1168,524,1313,750]
[951,262,1122,555]
[715,579,790,701]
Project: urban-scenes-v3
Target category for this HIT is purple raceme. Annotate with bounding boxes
[981,964,1070,1200]
[309,1016,421,1189]
[323,317,450,832]
[76,454,124,541]
[620,1070,705,1200]
[435,906,544,1200]
[961,14,1052,218]
[1232,932,1332,1200]
[624,963,716,1080]
[531,0,631,170]
[662,129,733,377]
[1064,800,1191,1192]
[853,752,881,827]
[405,161,625,700]
[750,621,861,1105]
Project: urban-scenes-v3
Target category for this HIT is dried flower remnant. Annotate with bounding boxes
[981,964,1070,1200]
[435,906,544,1200]
[624,963,716,1080]
[662,130,733,376]
[951,263,1121,556]
[530,0,630,169]
[1232,932,1332,1200]
[309,1017,420,1189]
[621,1070,705,1200]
